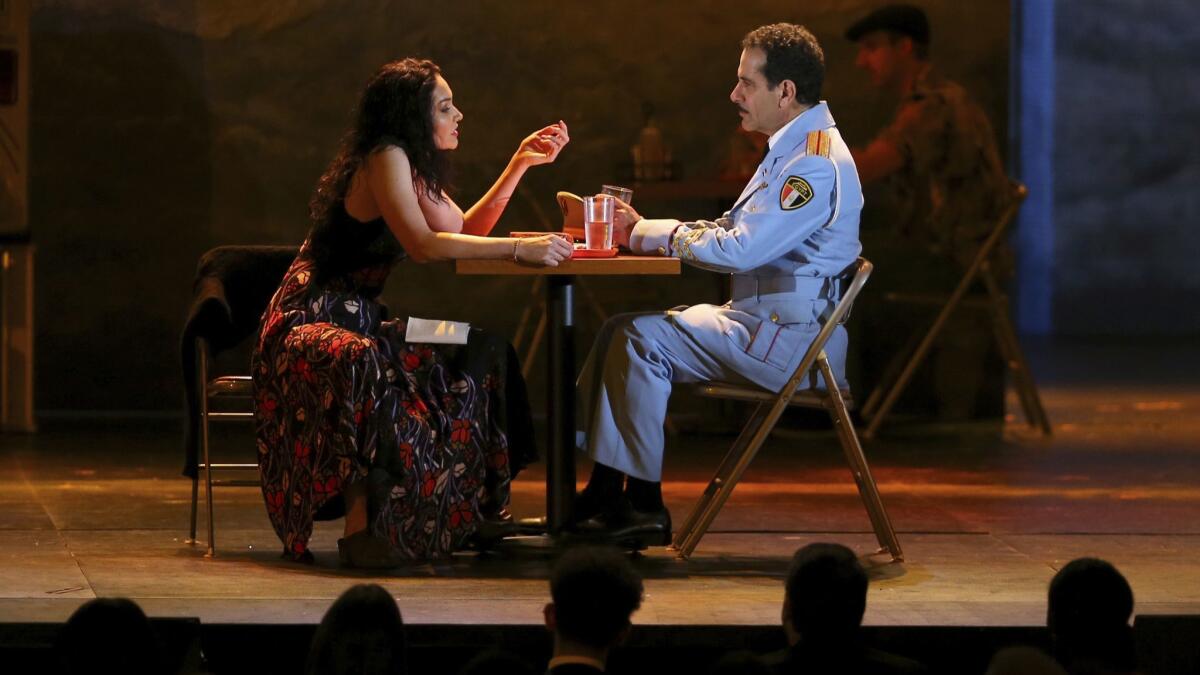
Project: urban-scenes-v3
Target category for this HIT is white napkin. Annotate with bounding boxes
[404,317,470,345]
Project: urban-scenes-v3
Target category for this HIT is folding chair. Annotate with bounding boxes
[860,182,1051,439]
[672,258,903,561]
[181,245,298,557]
[188,339,258,557]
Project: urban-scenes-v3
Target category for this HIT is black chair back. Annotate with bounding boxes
[180,245,298,477]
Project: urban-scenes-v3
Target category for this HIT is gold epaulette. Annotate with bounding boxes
[805,130,831,158]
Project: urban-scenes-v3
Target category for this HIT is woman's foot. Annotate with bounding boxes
[465,516,521,551]
[337,529,402,569]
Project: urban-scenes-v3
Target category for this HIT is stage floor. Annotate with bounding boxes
[1,337,1198,628]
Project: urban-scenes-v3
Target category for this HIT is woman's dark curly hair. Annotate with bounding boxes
[309,58,453,227]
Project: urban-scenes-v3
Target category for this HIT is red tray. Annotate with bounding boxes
[571,247,619,258]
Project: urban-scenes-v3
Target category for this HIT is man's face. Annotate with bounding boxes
[730,47,786,136]
[853,31,904,89]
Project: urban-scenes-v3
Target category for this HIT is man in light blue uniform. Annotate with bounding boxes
[572,23,864,544]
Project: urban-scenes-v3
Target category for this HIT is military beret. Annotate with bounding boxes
[844,4,930,45]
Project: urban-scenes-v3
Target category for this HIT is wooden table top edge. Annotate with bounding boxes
[456,255,681,276]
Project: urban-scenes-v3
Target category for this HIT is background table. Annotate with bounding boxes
[457,254,680,532]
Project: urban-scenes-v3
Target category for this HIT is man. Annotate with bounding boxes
[1047,558,1138,675]
[572,23,862,543]
[763,543,926,674]
[543,545,644,674]
[846,4,1012,420]
[848,4,1011,264]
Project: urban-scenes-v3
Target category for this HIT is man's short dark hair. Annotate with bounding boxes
[550,545,644,650]
[785,543,867,638]
[59,598,163,675]
[741,23,825,106]
[1047,557,1136,671]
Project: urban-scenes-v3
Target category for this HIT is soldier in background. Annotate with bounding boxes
[845,4,1012,421]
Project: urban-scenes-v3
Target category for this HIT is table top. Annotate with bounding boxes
[456,254,680,276]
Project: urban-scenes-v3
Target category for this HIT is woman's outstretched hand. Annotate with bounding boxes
[514,234,573,267]
[513,121,570,167]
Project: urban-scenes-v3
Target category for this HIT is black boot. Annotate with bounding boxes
[571,462,625,525]
[572,477,671,549]
[626,477,665,513]
[571,495,672,550]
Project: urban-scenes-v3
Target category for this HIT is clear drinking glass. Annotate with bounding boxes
[601,184,634,206]
[583,194,615,250]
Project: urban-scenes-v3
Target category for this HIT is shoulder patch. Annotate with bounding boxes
[805,130,831,158]
[780,176,813,211]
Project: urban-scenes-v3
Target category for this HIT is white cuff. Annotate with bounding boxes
[630,218,681,256]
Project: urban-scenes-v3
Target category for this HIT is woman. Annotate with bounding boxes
[252,58,572,566]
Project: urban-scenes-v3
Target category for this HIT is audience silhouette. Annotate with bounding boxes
[45,554,1162,675]
[544,545,644,674]
[762,543,926,674]
[1047,558,1138,675]
[307,584,407,675]
[58,597,164,675]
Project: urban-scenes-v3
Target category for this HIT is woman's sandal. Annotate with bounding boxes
[337,529,402,569]
[465,513,521,552]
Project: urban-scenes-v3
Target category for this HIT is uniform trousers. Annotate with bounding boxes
[576,308,847,482]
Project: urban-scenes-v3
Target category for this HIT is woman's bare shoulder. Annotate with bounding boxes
[369,144,410,168]
[364,146,416,196]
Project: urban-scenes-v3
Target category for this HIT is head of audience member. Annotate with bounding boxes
[307,584,407,675]
[457,648,536,675]
[544,545,644,665]
[782,543,868,646]
[58,597,163,675]
[1047,558,1137,674]
[311,57,456,226]
[708,650,773,675]
[986,646,1069,675]
[845,5,931,91]
[732,23,825,136]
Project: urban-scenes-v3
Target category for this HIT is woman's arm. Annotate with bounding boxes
[367,147,572,265]
[461,121,571,236]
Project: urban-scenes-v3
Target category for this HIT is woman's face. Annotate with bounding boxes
[429,74,463,151]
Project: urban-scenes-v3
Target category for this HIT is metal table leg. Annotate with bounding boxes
[546,275,576,533]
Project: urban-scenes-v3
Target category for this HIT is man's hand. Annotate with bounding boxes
[612,199,641,249]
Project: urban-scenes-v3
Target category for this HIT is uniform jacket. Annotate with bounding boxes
[628,102,862,386]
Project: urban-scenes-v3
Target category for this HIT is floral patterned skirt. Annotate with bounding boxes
[251,250,531,560]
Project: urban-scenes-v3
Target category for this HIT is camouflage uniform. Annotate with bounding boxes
[855,65,1011,420]
[878,65,1013,270]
